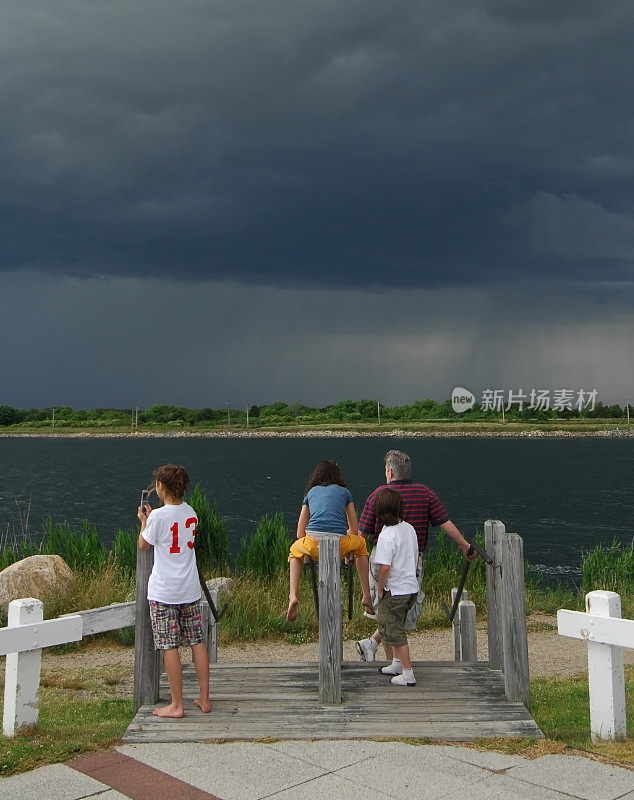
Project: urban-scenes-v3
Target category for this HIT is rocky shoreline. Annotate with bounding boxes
[1,427,631,439]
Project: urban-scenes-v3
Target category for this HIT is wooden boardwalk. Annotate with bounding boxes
[123,661,543,743]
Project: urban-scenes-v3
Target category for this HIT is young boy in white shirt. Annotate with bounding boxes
[373,488,419,686]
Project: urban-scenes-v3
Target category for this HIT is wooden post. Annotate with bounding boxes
[317,534,342,704]
[204,588,218,665]
[451,587,468,660]
[3,598,43,736]
[500,532,530,707]
[459,600,477,662]
[134,546,161,712]
[485,519,504,670]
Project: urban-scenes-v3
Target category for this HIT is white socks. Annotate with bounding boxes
[380,658,402,676]
[380,660,417,685]
[391,669,416,686]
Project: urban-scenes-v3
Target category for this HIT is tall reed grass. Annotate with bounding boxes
[189,484,230,571]
[235,511,292,576]
[581,539,634,594]
[2,487,633,638]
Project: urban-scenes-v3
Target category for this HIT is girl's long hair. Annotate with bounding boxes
[305,460,347,493]
[153,464,190,500]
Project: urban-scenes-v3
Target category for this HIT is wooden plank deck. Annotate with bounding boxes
[123,661,543,743]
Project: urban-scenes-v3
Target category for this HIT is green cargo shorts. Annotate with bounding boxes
[377,591,418,647]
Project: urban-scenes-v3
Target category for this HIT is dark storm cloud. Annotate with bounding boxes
[1,1,633,289]
[2,271,632,409]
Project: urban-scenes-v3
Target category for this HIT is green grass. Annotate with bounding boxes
[530,666,634,765]
[0,685,132,776]
[235,511,292,577]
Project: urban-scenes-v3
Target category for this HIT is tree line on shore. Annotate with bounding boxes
[0,398,629,429]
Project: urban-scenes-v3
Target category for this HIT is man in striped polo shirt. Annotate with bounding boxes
[356,449,473,662]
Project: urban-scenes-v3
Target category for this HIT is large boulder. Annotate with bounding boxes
[0,555,73,612]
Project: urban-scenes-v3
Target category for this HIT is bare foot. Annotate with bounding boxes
[194,698,211,713]
[286,597,299,622]
[153,703,185,718]
[362,596,375,615]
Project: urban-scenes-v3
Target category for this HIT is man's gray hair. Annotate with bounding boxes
[384,450,411,480]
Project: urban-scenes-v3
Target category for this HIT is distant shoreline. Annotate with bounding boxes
[0,427,631,439]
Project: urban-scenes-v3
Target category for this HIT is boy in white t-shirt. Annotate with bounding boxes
[138,464,211,717]
[373,488,419,686]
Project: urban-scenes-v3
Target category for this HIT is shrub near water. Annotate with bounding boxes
[582,539,634,592]
[189,483,230,571]
[40,518,107,571]
[235,511,292,576]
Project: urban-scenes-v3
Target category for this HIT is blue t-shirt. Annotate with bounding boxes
[303,484,353,535]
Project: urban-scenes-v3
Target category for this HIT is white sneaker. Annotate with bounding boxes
[391,673,416,686]
[356,638,377,661]
[379,661,402,676]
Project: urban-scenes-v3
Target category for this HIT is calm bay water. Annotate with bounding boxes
[1,436,632,577]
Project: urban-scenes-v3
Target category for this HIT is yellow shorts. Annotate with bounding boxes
[288,533,369,562]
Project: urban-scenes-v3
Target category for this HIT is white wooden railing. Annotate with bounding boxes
[558,590,634,740]
[0,588,219,737]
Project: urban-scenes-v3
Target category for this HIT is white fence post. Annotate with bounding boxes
[588,592,626,741]
[3,598,43,737]
[1,599,82,737]
[558,590,632,740]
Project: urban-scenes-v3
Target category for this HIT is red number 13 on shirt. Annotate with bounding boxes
[169,517,197,553]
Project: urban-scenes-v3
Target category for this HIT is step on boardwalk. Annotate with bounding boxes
[123,661,543,743]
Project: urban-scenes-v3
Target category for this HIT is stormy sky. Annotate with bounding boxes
[1,1,632,409]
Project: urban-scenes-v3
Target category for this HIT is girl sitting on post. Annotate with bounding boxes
[286,460,374,622]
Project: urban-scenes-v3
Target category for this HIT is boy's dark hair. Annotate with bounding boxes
[374,488,403,527]
[306,460,347,492]
[153,464,190,500]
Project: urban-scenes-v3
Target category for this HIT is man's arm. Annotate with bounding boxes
[440,520,474,560]
[358,493,377,541]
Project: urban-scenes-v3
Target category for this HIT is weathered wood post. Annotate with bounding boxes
[500,532,530,708]
[458,600,477,662]
[452,587,465,660]
[134,545,161,712]
[451,588,477,662]
[485,519,504,670]
[202,588,219,664]
[317,533,342,704]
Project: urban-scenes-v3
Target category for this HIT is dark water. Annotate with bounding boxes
[1,436,632,577]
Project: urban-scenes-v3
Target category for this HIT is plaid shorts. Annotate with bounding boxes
[148,599,205,650]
